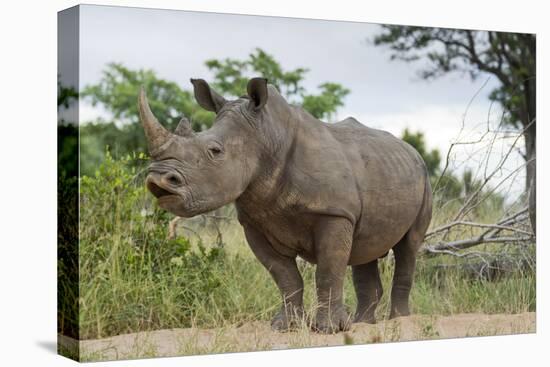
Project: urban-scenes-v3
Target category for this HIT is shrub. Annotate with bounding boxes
[79,152,225,338]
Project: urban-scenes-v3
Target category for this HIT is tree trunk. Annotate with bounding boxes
[524,123,536,190]
[523,76,536,233]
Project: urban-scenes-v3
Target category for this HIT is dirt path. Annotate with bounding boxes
[65,312,535,361]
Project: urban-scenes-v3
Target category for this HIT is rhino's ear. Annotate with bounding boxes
[247,77,268,111]
[174,116,193,137]
[190,78,226,113]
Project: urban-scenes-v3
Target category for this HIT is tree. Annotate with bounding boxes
[373,27,536,191]
[401,128,441,178]
[58,80,79,177]
[83,63,214,131]
[301,83,350,122]
[58,79,78,110]
[206,48,350,121]
[400,128,504,213]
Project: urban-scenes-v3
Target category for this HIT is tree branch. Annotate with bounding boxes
[426,219,533,239]
[424,235,533,253]
[464,30,511,87]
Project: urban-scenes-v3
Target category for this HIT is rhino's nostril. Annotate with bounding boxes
[165,172,183,186]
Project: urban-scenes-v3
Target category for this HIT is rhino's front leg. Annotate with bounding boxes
[313,217,353,333]
[242,223,304,331]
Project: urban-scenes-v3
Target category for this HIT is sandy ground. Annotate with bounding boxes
[61,312,535,361]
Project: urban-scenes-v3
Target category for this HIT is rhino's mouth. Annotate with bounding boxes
[145,176,202,217]
[147,180,197,216]
[147,181,178,201]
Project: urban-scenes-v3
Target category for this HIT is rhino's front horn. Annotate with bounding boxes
[138,87,172,155]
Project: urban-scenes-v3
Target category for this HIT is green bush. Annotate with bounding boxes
[58,172,79,338]
[79,152,225,339]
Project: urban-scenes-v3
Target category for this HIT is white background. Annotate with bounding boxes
[0,0,547,365]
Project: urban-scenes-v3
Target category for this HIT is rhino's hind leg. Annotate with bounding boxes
[390,180,432,319]
[352,260,383,323]
[389,237,417,318]
[242,223,305,331]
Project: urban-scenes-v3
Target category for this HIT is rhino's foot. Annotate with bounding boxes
[389,308,410,319]
[313,305,351,334]
[353,311,377,324]
[389,301,410,319]
[271,305,305,332]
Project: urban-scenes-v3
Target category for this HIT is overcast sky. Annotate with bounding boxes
[70,4,524,199]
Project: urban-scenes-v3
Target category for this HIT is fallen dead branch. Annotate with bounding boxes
[422,86,535,263]
[424,235,533,254]
[426,217,532,239]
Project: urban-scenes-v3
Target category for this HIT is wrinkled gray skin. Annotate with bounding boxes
[139,78,432,334]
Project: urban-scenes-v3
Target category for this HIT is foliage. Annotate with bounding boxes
[400,128,504,212]
[58,172,79,338]
[372,28,535,126]
[82,63,214,131]
[58,79,78,110]
[206,48,350,120]
[301,82,350,122]
[58,124,78,177]
[205,48,307,99]
[434,172,463,201]
[58,80,79,176]
[58,79,80,337]
[373,27,536,188]
[401,128,441,178]
[79,153,225,338]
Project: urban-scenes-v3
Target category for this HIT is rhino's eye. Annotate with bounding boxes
[209,147,221,155]
[207,145,223,159]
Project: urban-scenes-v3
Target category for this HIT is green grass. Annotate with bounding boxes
[77,154,535,340]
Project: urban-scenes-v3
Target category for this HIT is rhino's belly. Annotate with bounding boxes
[239,172,424,266]
[348,226,410,265]
[348,184,424,265]
[258,209,414,266]
[244,211,317,260]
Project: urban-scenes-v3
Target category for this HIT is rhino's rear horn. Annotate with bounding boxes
[174,116,194,137]
[138,87,172,154]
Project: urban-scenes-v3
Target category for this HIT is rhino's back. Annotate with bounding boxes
[326,117,426,181]
[328,117,410,151]
[327,117,428,264]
